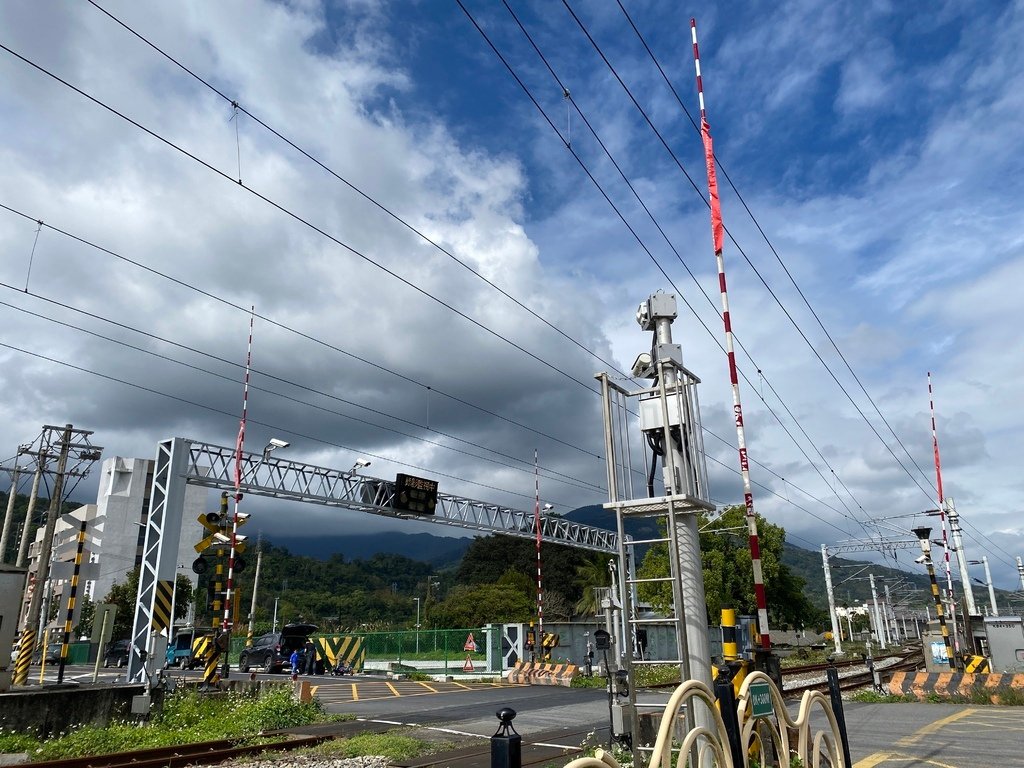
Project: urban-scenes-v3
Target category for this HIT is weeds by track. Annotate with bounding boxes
[22,735,327,768]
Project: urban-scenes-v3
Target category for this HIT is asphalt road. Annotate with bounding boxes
[29,666,1024,767]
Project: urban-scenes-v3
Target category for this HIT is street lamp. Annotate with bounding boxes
[968,558,999,616]
[913,526,956,669]
[263,438,290,460]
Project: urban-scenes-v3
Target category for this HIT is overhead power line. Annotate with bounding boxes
[554,0,937,504]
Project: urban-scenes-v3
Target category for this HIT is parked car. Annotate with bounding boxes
[103,639,131,668]
[34,641,63,664]
[238,623,318,673]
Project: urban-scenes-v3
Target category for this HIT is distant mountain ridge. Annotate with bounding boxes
[272,505,1014,613]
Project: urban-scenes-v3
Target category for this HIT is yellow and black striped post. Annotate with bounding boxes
[56,519,89,684]
[151,580,173,635]
[12,627,37,686]
[719,607,748,696]
[925,556,956,670]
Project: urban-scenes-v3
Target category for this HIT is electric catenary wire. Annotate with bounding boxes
[8,10,872,535]
[0,283,602,495]
[495,0,869,533]
[613,0,937,498]
[83,0,628,384]
[0,40,860,531]
[0,41,600,403]
[464,3,872,539]
[691,18,769,650]
[557,0,937,505]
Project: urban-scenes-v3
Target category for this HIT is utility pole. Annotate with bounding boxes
[246,544,263,647]
[11,424,101,686]
[883,583,898,643]
[981,556,998,617]
[15,448,46,568]
[13,425,73,685]
[946,500,978,616]
[1017,556,1024,592]
[821,545,842,654]
[869,574,887,650]
[0,453,22,564]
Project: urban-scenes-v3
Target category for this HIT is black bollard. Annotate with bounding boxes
[826,664,852,768]
[491,707,521,768]
[713,666,745,768]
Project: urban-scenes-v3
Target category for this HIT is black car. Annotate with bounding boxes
[34,641,63,664]
[103,639,131,668]
[238,623,318,673]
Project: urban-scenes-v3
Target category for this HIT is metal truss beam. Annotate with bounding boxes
[128,437,618,682]
[829,539,919,555]
[180,438,618,553]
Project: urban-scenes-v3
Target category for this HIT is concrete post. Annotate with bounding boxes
[822,545,843,654]
[982,557,998,617]
[947,501,978,616]
[869,574,886,650]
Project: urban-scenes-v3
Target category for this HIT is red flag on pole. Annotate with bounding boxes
[701,118,725,254]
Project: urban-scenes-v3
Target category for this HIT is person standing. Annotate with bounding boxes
[304,639,318,675]
[289,648,300,677]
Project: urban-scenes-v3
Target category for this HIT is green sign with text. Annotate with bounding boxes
[749,681,774,718]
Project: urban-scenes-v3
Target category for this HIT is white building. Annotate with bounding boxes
[28,456,210,627]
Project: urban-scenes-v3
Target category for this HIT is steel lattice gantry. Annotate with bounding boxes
[128,437,619,681]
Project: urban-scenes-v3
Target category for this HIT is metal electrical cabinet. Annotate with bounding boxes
[0,565,28,691]
[983,616,1024,672]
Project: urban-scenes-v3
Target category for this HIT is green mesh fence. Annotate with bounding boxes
[226,627,486,669]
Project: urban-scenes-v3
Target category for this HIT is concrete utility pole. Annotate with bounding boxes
[980,556,998,617]
[821,545,843,654]
[13,425,73,685]
[883,583,898,643]
[246,545,263,646]
[0,455,22,564]
[1017,556,1024,592]
[946,500,978,616]
[869,574,887,650]
[15,448,45,568]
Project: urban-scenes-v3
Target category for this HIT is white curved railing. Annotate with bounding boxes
[564,673,845,768]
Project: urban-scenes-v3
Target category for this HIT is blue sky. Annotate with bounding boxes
[0,0,1022,594]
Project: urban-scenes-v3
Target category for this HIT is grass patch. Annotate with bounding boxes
[632,664,681,688]
[571,675,608,689]
[317,732,443,761]
[850,690,916,704]
[5,687,326,760]
[0,730,41,754]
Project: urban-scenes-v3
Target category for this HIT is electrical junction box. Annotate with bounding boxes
[0,566,27,692]
[983,616,1024,672]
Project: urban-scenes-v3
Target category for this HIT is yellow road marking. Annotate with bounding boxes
[855,708,978,767]
[855,753,959,768]
[417,681,438,692]
[895,708,976,747]
[351,682,358,701]
[386,681,400,697]
[452,681,471,689]
[310,685,319,696]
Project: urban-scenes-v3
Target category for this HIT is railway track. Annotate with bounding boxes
[23,734,328,768]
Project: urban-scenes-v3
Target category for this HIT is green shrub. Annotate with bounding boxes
[0,730,41,754]
[234,687,324,733]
